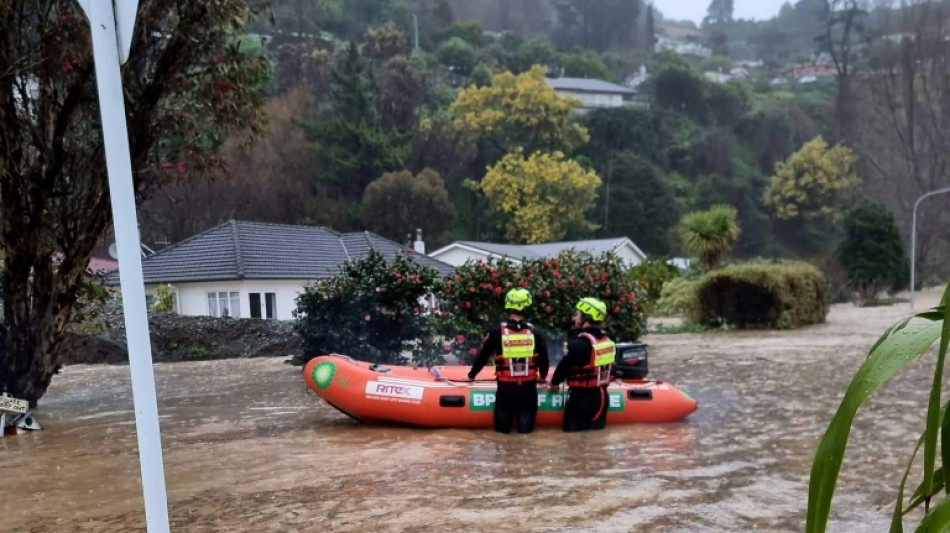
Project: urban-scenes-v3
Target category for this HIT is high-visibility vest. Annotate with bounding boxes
[494,322,539,383]
[567,332,615,388]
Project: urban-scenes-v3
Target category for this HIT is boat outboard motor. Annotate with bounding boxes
[612,341,649,379]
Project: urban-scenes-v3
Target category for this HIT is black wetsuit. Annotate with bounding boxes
[551,327,611,432]
[469,320,550,434]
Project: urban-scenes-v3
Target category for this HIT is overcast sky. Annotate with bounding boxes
[651,0,789,24]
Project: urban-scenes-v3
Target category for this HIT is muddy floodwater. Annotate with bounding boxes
[1,289,946,532]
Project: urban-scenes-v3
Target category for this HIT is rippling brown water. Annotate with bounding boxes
[1,289,945,532]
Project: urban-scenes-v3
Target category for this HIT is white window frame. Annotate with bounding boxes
[207,291,240,318]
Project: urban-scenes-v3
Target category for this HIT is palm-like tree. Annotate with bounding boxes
[676,205,741,271]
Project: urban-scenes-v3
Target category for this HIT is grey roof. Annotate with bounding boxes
[545,77,637,95]
[455,237,644,261]
[106,220,455,284]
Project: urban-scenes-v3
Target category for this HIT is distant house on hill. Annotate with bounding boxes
[545,77,637,110]
[429,237,647,268]
[655,36,712,58]
[105,221,454,321]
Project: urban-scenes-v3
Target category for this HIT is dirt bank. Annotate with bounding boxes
[58,314,302,365]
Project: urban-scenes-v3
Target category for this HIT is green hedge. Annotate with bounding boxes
[692,261,830,329]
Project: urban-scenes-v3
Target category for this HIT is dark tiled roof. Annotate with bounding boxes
[106,220,455,284]
[545,77,637,94]
[454,237,644,261]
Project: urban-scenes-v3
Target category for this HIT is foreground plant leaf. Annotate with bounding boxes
[806,287,948,533]
[922,290,950,508]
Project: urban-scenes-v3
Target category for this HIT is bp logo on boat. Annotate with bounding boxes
[312,361,336,389]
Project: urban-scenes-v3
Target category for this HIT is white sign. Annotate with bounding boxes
[365,381,424,401]
[0,396,28,414]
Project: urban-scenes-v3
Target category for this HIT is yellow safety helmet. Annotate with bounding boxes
[505,288,532,312]
[575,297,607,323]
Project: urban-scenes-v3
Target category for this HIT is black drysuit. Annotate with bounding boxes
[468,320,549,434]
[551,327,612,432]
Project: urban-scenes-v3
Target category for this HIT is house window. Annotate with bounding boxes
[249,292,277,319]
[207,291,240,318]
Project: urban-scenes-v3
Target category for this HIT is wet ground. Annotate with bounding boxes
[1,289,946,532]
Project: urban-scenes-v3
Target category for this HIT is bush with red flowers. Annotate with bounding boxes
[434,250,646,363]
[294,250,444,366]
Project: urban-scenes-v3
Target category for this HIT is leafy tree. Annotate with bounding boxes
[644,4,656,50]
[361,168,453,244]
[553,0,642,52]
[274,37,336,98]
[437,37,477,76]
[304,42,409,224]
[817,0,867,145]
[141,87,321,243]
[434,21,488,49]
[377,55,426,131]
[704,0,734,25]
[707,28,729,56]
[294,251,444,366]
[706,81,749,128]
[581,106,673,169]
[762,136,860,223]
[835,203,908,305]
[651,64,708,122]
[449,65,589,155]
[363,22,409,63]
[315,0,409,41]
[514,39,560,73]
[558,50,611,79]
[0,0,271,404]
[469,63,494,87]
[596,153,678,255]
[481,150,601,243]
[676,205,741,271]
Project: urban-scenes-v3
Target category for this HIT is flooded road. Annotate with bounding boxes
[1,289,945,532]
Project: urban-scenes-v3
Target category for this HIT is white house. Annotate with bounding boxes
[106,220,455,321]
[545,77,637,110]
[429,237,647,269]
[655,36,712,59]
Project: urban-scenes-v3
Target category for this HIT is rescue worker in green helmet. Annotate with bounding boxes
[550,297,616,432]
[467,287,550,434]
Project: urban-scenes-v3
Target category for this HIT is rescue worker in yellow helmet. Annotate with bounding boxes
[467,287,550,434]
[550,297,616,432]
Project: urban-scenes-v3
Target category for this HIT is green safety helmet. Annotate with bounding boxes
[575,297,607,323]
[505,288,532,312]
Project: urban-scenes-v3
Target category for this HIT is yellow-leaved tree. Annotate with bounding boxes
[762,136,861,222]
[481,150,601,243]
[449,65,589,154]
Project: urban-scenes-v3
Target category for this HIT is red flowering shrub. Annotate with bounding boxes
[434,250,646,363]
[294,251,444,366]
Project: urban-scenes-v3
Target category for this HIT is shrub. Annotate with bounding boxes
[653,277,699,318]
[151,284,176,313]
[294,250,444,366]
[692,261,829,329]
[435,250,646,362]
[809,254,849,304]
[835,202,908,305]
[629,258,681,312]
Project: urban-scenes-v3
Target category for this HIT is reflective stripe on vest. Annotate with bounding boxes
[567,332,615,388]
[494,324,538,382]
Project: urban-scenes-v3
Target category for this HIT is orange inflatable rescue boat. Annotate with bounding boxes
[303,354,697,428]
